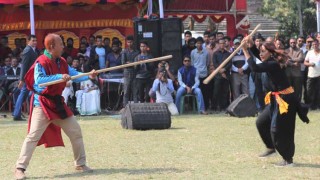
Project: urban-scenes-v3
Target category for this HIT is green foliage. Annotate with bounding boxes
[260,0,316,38]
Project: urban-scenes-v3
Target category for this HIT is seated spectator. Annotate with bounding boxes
[75,79,101,115]
[6,57,21,106]
[62,80,74,104]
[0,67,5,102]
[175,56,207,115]
[71,59,81,72]
[2,57,11,74]
[151,70,179,116]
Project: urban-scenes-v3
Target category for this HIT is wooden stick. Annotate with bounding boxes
[39,55,173,87]
[203,24,261,84]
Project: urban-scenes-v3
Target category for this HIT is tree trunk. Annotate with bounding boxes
[297,0,303,36]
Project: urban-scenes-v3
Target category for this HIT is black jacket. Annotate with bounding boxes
[20,45,39,81]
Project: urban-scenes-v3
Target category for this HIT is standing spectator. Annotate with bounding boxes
[175,55,207,115]
[202,31,210,49]
[20,38,27,50]
[304,39,320,110]
[216,32,224,41]
[182,37,196,57]
[0,36,12,62]
[77,42,89,60]
[285,38,304,101]
[152,70,179,115]
[230,39,249,99]
[63,38,78,59]
[86,35,95,57]
[224,36,233,53]
[249,33,266,111]
[134,41,154,103]
[212,39,231,111]
[183,31,192,45]
[104,37,112,53]
[13,35,38,121]
[297,36,307,54]
[106,40,122,74]
[275,38,285,50]
[12,38,22,57]
[80,36,88,47]
[121,35,139,106]
[89,35,107,71]
[191,37,210,110]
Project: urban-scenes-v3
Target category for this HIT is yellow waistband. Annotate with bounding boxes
[264,86,294,114]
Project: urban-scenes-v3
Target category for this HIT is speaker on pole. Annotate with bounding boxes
[161,18,183,74]
[121,103,171,130]
[134,17,183,74]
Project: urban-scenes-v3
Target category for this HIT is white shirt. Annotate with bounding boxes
[305,49,320,78]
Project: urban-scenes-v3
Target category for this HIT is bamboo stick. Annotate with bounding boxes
[39,55,173,87]
[203,24,261,84]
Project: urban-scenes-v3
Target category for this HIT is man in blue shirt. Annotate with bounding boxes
[176,55,207,115]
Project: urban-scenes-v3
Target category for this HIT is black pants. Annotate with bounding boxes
[199,77,210,110]
[256,94,296,161]
[212,77,230,110]
[136,78,152,103]
[306,76,320,109]
[256,105,274,149]
[270,94,296,161]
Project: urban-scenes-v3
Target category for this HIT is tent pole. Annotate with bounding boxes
[29,0,35,35]
[159,0,164,18]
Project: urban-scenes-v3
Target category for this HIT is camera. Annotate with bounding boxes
[160,61,167,68]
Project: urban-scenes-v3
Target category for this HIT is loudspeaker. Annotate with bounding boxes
[121,103,171,130]
[161,18,183,74]
[134,18,161,58]
[134,18,183,73]
[226,94,257,117]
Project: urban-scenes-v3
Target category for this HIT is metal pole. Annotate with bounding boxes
[159,0,164,18]
[29,0,35,35]
[317,1,320,32]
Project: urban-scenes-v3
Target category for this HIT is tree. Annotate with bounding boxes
[260,0,316,38]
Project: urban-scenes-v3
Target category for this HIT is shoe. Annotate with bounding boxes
[21,114,26,118]
[13,117,26,121]
[259,149,276,158]
[14,168,26,180]
[200,111,208,115]
[75,165,93,173]
[274,159,294,167]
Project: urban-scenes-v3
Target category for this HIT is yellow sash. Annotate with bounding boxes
[264,86,294,114]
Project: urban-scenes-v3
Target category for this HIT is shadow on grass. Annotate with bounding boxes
[294,163,320,168]
[51,168,184,178]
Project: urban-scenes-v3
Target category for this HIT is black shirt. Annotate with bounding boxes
[247,56,290,91]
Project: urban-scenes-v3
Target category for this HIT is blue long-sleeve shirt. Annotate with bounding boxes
[33,63,88,106]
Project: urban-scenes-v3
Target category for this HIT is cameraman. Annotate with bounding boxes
[151,69,179,116]
[156,60,175,82]
[149,61,177,100]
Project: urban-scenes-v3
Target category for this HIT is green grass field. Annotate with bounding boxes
[1,111,320,179]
